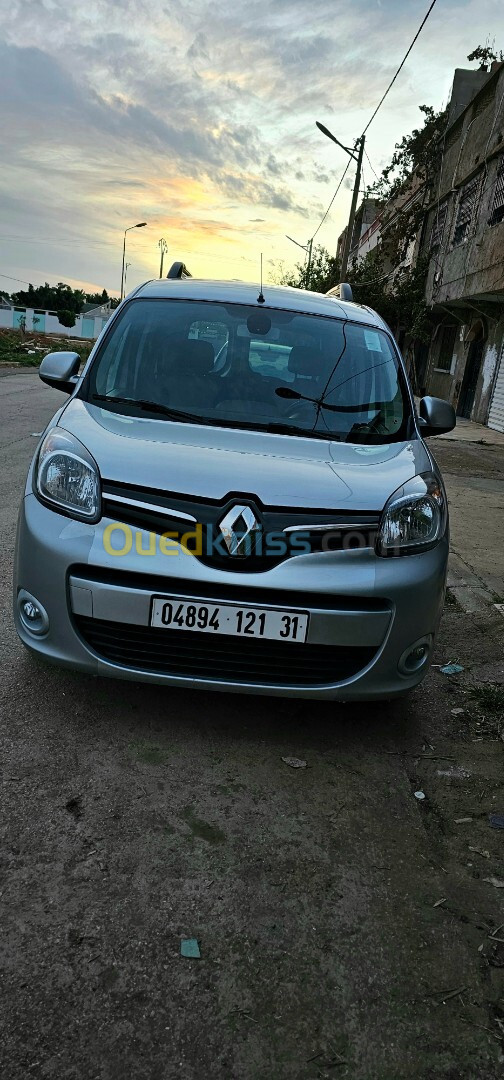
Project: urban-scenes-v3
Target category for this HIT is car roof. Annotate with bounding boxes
[130,278,389,332]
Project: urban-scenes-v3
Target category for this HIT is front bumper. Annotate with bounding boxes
[14,495,448,699]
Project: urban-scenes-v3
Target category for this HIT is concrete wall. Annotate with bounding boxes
[0,307,110,339]
[447,67,491,126]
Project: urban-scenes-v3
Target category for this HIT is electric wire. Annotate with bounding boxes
[310,159,352,242]
[361,0,439,137]
[309,0,438,248]
[364,149,380,184]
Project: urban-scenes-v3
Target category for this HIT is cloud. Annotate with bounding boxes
[0,0,500,289]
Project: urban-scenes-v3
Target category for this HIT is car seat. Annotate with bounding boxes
[137,335,217,410]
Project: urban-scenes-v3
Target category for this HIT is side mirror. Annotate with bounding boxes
[418,395,456,437]
[39,352,81,394]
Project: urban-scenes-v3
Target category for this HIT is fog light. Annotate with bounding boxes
[17,590,49,636]
[398,636,432,676]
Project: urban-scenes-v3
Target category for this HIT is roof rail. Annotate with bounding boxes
[326,282,353,302]
[167,261,192,279]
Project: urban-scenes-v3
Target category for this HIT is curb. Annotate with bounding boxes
[447,551,504,635]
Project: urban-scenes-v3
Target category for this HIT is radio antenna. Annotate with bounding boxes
[257,253,265,304]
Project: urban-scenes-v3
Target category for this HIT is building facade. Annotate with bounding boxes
[336,62,504,430]
[336,199,382,268]
[422,62,504,429]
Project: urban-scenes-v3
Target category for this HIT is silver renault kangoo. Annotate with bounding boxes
[14,267,456,699]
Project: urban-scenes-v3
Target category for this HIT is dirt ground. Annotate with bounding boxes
[1,375,503,1079]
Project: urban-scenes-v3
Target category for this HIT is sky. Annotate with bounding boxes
[0,0,503,297]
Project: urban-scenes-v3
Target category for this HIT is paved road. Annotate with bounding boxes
[1,372,503,1080]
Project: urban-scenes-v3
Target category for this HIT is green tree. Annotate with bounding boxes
[366,104,447,265]
[276,245,340,293]
[467,44,503,69]
[58,309,77,328]
[11,282,86,317]
[84,288,110,306]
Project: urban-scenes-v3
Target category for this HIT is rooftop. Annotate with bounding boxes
[130,277,387,330]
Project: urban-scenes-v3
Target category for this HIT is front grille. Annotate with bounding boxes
[74,615,376,687]
[101,481,381,573]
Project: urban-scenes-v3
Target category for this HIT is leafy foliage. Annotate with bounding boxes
[467,45,503,68]
[57,308,77,328]
[12,281,85,315]
[366,105,447,265]
[368,106,447,206]
[84,288,110,306]
[10,282,113,316]
[277,246,340,293]
[281,245,434,343]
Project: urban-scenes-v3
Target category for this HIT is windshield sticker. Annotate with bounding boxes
[364,330,383,352]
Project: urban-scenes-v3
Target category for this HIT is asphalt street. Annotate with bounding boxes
[1,371,503,1080]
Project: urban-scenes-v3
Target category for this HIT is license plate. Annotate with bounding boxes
[150,597,309,643]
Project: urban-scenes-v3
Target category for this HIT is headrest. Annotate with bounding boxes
[176,339,214,375]
[288,345,325,376]
[152,337,215,376]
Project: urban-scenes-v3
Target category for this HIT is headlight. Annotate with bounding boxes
[377,473,446,556]
[36,427,101,522]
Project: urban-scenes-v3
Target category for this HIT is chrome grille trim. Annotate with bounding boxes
[284,521,379,533]
[103,492,196,523]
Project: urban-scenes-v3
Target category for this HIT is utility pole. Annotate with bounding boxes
[316,122,365,283]
[158,238,168,278]
[120,222,147,300]
[305,238,313,288]
[339,135,365,282]
[286,234,314,290]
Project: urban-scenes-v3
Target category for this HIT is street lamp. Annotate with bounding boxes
[286,234,313,288]
[158,238,168,279]
[120,222,147,300]
[316,120,365,281]
[124,262,131,292]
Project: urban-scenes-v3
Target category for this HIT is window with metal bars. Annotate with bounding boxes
[436,325,457,372]
[489,156,504,226]
[452,174,481,246]
[430,200,448,250]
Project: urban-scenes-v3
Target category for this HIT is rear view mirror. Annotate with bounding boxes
[418,396,456,437]
[39,352,81,394]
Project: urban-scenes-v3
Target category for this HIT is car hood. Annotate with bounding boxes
[59,399,431,511]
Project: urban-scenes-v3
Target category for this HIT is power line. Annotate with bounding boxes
[309,0,438,250]
[361,0,438,137]
[0,271,31,285]
[364,149,380,184]
[311,159,352,242]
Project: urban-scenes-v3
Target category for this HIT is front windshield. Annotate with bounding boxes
[84,298,410,442]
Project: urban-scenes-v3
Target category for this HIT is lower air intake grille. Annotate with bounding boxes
[74,616,376,687]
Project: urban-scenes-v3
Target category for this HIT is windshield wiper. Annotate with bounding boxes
[91,394,206,424]
[264,421,338,441]
[274,386,385,413]
[91,395,338,440]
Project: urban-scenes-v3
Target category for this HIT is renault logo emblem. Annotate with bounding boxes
[219,504,259,557]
